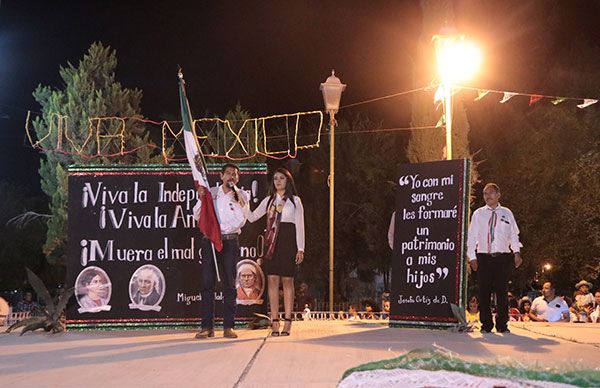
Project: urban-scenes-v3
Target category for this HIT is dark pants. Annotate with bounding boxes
[200,237,238,329]
[476,253,512,332]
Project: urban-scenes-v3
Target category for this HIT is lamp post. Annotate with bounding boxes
[320,70,346,312]
[433,32,481,160]
[542,263,552,274]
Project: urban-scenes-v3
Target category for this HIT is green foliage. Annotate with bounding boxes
[32,42,165,264]
[464,2,600,292]
[449,303,475,332]
[203,102,266,163]
[299,113,404,301]
[6,268,74,335]
[342,348,600,386]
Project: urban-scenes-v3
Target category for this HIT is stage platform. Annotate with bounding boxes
[2,320,600,387]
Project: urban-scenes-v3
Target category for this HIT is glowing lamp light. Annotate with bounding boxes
[433,31,482,161]
[543,263,552,271]
[434,36,482,84]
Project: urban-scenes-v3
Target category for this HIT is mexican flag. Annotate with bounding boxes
[178,71,223,252]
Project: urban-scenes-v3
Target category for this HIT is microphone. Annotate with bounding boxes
[228,181,240,203]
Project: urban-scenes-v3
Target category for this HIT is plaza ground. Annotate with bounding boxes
[1,320,599,387]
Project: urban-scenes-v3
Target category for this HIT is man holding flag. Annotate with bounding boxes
[179,70,249,339]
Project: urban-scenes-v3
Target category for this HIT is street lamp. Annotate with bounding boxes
[320,70,346,312]
[542,263,552,272]
[433,32,481,160]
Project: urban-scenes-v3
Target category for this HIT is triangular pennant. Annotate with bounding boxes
[577,99,598,109]
[499,92,517,104]
[529,95,543,106]
[435,115,445,128]
[551,97,567,105]
[474,89,490,101]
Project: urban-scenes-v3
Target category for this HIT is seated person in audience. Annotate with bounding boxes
[589,291,600,323]
[574,280,594,307]
[364,301,378,319]
[519,297,532,322]
[382,300,390,314]
[529,282,570,322]
[465,295,480,323]
[348,304,359,320]
[15,291,39,313]
[302,304,312,321]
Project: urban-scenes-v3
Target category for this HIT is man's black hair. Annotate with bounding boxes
[221,163,240,174]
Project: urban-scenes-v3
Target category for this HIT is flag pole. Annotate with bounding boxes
[191,115,222,284]
[210,242,221,283]
[178,67,222,284]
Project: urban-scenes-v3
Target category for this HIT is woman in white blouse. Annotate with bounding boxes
[245,167,305,336]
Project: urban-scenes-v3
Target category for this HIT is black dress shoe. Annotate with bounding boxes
[223,328,238,338]
[195,328,215,339]
[497,328,510,333]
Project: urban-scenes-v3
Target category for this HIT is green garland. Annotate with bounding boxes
[342,348,600,387]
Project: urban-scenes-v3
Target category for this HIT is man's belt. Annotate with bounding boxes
[221,233,239,240]
[490,252,510,257]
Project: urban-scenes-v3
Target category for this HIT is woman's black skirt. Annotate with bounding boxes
[264,222,297,277]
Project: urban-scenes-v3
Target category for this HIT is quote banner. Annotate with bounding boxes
[390,159,470,328]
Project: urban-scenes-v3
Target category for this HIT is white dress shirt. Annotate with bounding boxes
[466,204,522,261]
[245,194,305,252]
[194,185,248,235]
[388,211,395,250]
[530,296,570,322]
[590,306,600,323]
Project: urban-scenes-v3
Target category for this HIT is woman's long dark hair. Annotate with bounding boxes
[267,167,298,207]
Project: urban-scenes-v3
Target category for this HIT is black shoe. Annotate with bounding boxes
[280,318,292,336]
[270,319,280,337]
[195,328,215,339]
[223,328,238,338]
[481,328,492,333]
[497,328,510,334]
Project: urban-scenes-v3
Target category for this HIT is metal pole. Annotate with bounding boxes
[444,84,453,160]
[329,113,335,313]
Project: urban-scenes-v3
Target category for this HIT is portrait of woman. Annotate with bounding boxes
[76,267,112,313]
[236,259,265,305]
[244,167,305,336]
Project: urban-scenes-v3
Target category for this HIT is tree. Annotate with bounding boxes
[298,113,405,303]
[32,42,164,265]
[462,1,600,292]
[198,102,267,163]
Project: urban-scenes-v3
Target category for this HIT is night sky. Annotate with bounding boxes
[0,1,421,189]
[1,1,599,191]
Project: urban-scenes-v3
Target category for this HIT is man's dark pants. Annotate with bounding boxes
[200,237,238,330]
[476,253,512,332]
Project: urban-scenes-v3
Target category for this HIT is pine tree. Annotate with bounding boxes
[32,42,164,264]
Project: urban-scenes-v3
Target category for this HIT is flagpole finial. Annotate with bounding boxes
[177,65,184,80]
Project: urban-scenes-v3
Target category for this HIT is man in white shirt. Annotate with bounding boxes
[590,291,600,323]
[196,163,249,339]
[387,211,396,250]
[529,282,570,322]
[467,183,523,333]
